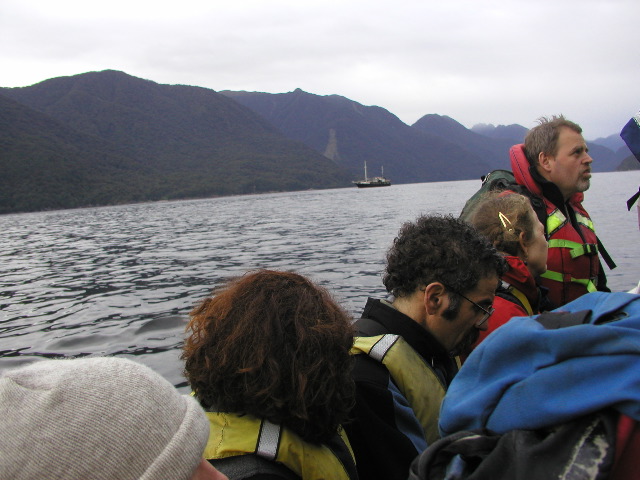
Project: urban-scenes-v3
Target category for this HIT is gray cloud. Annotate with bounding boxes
[1,0,639,138]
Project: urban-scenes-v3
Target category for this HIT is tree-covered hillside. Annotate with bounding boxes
[1,71,352,214]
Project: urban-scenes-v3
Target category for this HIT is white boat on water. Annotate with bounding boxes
[353,161,391,188]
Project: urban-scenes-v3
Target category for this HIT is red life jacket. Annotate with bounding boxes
[611,415,640,480]
[510,144,600,308]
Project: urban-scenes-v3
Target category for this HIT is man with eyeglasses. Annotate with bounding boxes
[346,214,506,480]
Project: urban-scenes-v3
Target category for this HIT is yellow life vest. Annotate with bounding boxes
[203,412,356,480]
[351,334,446,445]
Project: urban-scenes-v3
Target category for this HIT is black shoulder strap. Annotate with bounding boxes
[354,317,389,336]
[325,433,359,480]
[627,186,640,210]
[597,237,617,270]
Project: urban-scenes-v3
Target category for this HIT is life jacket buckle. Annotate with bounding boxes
[583,243,598,257]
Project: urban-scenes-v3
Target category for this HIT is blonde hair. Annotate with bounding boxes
[467,191,538,256]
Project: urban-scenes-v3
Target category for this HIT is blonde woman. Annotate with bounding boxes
[466,191,549,348]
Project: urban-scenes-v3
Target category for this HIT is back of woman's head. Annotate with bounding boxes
[468,192,536,256]
[182,269,355,444]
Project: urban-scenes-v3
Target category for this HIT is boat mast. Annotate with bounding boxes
[364,161,368,181]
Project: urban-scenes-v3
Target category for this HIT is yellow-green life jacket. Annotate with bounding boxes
[351,334,446,445]
[204,412,356,480]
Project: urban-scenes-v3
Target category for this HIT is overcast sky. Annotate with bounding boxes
[1,0,638,139]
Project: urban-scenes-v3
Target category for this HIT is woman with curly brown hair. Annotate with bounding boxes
[182,270,357,480]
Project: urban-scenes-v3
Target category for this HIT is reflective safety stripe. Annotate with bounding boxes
[546,210,596,237]
[351,334,446,445]
[575,212,595,231]
[368,333,399,361]
[548,239,598,259]
[546,209,567,237]
[256,419,280,460]
[204,412,357,480]
[540,270,598,293]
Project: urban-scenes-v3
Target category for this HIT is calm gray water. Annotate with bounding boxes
[1,172,639,388]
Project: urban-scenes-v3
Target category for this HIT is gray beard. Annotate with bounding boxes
[577,178,591,193]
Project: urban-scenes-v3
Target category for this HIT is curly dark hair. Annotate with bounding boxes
[383,214,506,298]
[524,114,583,166]
[182,269,355,444]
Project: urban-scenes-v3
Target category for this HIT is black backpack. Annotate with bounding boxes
[408,410,618,480]
[458,170,546,225]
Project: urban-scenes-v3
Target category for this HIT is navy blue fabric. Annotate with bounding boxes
[621,113,640,162]
[439,292,640,437]
[621,113,640,209]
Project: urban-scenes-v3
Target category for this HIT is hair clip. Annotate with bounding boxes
[498,212,515,234]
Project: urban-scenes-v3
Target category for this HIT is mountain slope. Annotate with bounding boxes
[412,115,524,172]
[1,71,352,213]
[0,93,156,213]
[471,123,529,142]
[222,89,491,183]
[470,121,619,172]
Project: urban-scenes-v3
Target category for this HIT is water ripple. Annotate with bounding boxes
[1,173,638,387]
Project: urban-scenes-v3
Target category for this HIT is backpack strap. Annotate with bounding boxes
[498,281,533,316]
[627,186,640,210]
[597,237,617,270]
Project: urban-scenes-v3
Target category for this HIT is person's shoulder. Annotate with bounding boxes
[489,296,529,331]
[352,350,391,388]
[210,455,299,480]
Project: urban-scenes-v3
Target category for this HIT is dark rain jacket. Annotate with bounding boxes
[344,298,458,480]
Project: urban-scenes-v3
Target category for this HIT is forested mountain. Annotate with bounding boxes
[2,70,628,214]
[222,89,623,178]
[0,93,149,214]
[592,133,626,152]
[472,122,626,172]
[411,114,522,170]
[221,89,492,183]
[1,71,352,213]
[618,155,640,171]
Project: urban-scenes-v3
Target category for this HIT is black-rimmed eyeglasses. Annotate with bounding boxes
[444,285,495,328]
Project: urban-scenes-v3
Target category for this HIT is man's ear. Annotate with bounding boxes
[423,282,448,315]
[538,151,554,173]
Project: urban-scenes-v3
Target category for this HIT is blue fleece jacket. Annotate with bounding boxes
[439,292,640,437]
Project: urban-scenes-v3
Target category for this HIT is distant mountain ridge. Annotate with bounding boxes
[1,70,634,214]
[471,123,530,140]
[222,89,626,179]
[223,89,498,183]
[411,114,522,172]
[0,71,352,213]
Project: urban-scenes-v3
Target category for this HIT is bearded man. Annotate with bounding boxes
[510,115,610,308]
[346,215,506,480]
